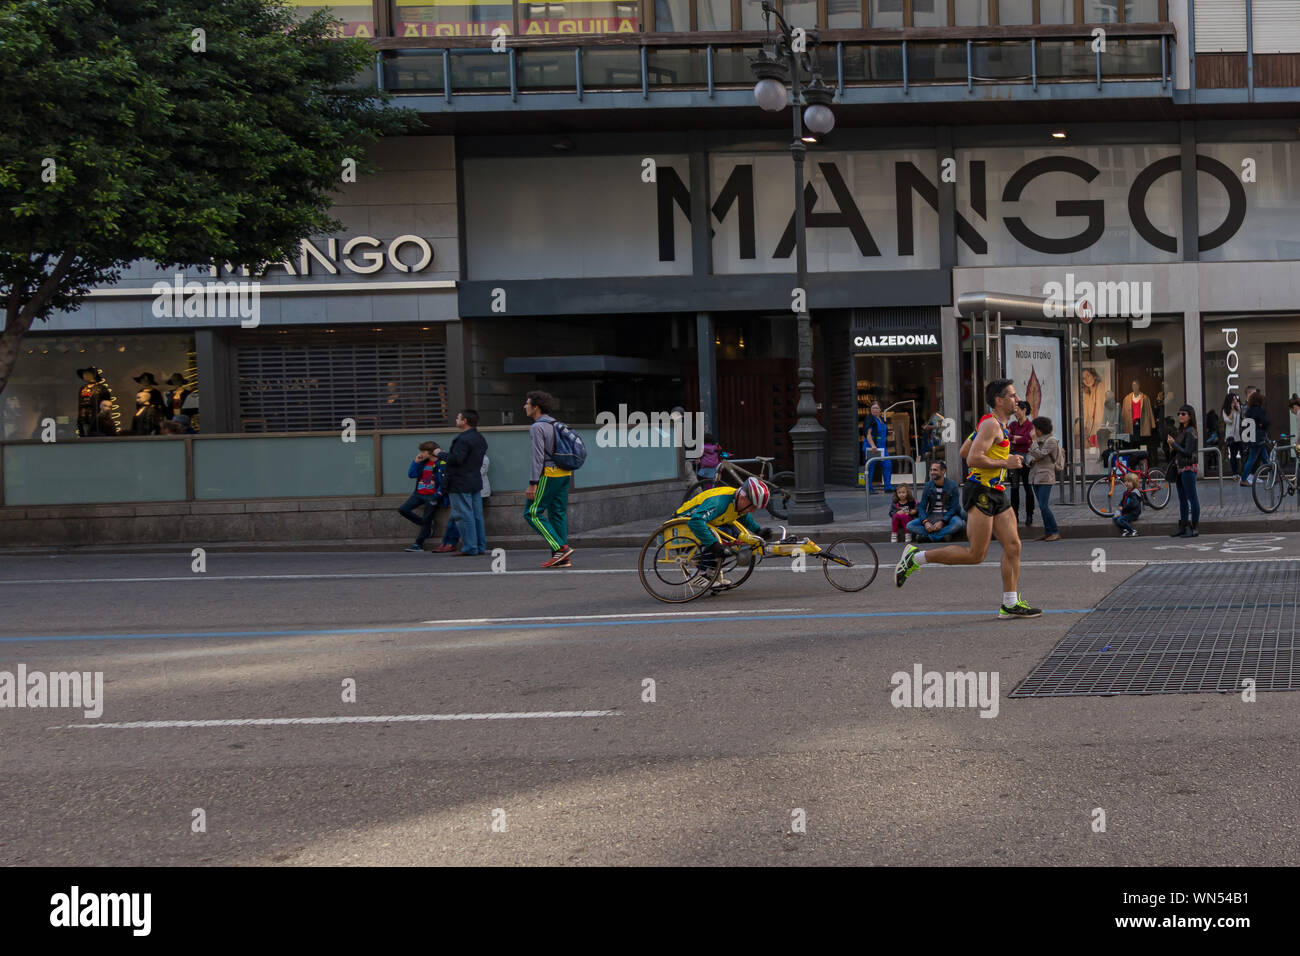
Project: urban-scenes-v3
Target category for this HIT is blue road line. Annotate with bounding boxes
[0,607,1096,644]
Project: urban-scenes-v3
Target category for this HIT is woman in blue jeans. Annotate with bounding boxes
[1168,405,1200,537]
[1024,416,1063,541]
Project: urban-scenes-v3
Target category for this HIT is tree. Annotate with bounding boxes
[0,0,416,394]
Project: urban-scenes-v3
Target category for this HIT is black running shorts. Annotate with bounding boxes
[962,480,1011,517]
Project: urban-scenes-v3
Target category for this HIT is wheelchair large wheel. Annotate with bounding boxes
[638,519,720,603]
[819,535,879,592]
[711,541,759,591]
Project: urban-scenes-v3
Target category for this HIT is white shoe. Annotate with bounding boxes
[905,534,913,543]
[890,533,898,543]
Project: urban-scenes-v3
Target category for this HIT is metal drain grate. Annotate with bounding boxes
[1010,561,1300,697]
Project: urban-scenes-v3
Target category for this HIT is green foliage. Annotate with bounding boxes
[0,0,416,325]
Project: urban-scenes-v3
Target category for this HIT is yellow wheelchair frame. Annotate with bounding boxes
[637,517,879,604]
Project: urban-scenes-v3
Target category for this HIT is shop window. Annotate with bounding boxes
[1202,317,1300,445]
[1074,315,1185,474]
[3,334,196,442]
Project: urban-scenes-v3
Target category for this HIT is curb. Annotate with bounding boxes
[2,518,1296,556]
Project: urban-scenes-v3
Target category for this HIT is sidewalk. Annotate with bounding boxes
[3,479,1295,555]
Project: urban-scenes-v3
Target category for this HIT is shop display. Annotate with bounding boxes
[75,367,114,437]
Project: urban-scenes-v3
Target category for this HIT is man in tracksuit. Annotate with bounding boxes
[432,409,488,556]
[524,391,574,568]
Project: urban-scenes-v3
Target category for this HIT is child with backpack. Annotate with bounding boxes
[1112,472,1143,537]
[523,390,587,568]
[696,433,725,482]
[399,441,445,552]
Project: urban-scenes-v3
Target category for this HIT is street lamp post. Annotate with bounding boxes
[752,2,835,524]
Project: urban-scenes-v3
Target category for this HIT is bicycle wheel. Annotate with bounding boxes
[765,485,791,520]
[820,535,879,592]
[771,470,796,490]
[637,519,719,603]
[1141,470,1171,509]
[1086,475,1121,518]
[1252,463,1284,513]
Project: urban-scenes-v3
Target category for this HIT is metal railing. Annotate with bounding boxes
[370,24,1175,101]
[863,453,916,519]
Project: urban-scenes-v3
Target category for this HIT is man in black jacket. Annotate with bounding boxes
[432,409,488,556]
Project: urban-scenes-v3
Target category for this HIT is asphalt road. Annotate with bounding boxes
[1,531,1297,866]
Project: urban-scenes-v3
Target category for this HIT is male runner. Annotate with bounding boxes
[894,378,1043,618]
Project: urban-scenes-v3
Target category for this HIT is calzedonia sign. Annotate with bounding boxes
[854,333,938,349]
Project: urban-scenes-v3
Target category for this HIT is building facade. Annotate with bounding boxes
[7,1,1300,488]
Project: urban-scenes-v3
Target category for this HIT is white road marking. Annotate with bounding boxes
[4,553,1299,587]
[58,710,621,730]
[421,608,809,625]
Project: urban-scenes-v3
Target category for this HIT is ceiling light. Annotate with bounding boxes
[1051,131,1067,139]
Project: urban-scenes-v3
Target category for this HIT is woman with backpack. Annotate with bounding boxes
[1024,416,1063,541]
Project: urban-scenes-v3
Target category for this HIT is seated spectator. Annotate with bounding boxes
[906,460,965,543]
[889,484,919,543]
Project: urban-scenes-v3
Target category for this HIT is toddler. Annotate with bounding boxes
[889,485,918,543]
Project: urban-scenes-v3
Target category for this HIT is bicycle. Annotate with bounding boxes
[683,455,796,520]
[637,518,878,603]
[1086,449,1171,517]
[1251,435,1299,513]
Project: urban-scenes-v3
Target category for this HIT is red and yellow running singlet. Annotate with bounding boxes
[965,413,1010,491]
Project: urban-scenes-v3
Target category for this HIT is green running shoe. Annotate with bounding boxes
[894,544,921,588]
[998,598,1043,618]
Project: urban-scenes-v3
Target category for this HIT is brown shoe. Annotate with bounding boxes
[1041,533,1062,541]
[431,544,456,553]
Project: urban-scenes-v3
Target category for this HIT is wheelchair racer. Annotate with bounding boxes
[675,476,778,587]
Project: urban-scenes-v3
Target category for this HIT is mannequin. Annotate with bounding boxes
[133,372,168,416]
[165,373,195,417]
[95,399,118,436]
[131,386,165,435]
[76,367,113,437]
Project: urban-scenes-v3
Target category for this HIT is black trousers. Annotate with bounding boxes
[1010,467,1034,521]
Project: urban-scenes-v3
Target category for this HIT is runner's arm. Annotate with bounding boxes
[966,418,1003,470]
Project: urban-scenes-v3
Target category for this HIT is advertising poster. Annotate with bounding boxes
[1003,331,1063,429]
